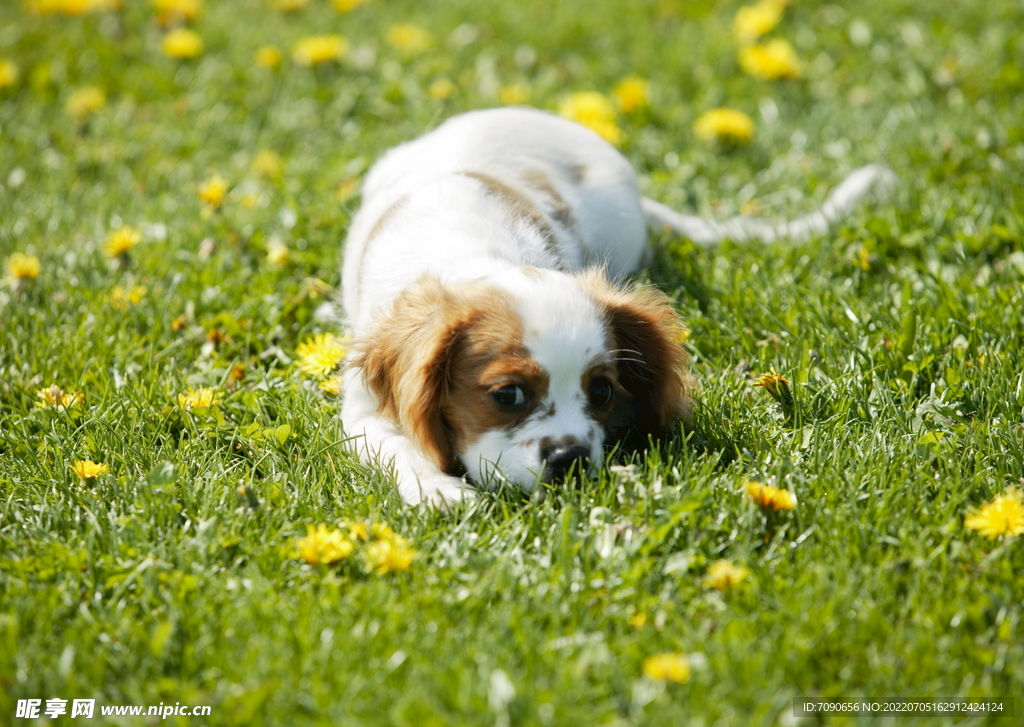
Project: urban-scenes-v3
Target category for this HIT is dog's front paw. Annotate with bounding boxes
[400,473,475,509]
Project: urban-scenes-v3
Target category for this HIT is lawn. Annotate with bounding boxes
[2,0,1023,724]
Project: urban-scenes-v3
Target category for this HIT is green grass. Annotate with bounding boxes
[2,0,1023,724]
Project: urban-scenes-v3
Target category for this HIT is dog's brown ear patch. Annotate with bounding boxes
[353,276,526,475]
[577,269,695,449]
[352,276,463,473]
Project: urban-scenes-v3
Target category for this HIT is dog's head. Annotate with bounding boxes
[352,267,693,492]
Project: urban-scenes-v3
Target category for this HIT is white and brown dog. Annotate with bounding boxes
[340,107,893,506]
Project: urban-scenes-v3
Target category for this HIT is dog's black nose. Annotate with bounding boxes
[541,444,590,482]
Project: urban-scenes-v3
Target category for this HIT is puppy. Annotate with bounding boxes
[340,107,893,506]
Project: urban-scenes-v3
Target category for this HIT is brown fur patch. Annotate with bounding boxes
[352,276,546,474]
[521,167,578,232]
[560,162,586,184]
[366,196,409,243]
[458,170,563,264]
[576,270,695,449]
[352,275,462,473]
[446,319,549,453]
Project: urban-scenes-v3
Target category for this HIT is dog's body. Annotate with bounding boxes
[341,107,893,506]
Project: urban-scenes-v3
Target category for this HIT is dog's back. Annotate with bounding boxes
[342,108,651,333]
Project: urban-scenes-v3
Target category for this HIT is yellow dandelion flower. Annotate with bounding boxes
[36,385,84,409]
[702,559,750,590]
[24,0,57,13]
[305,277,334,298]
[7,252,40,281]
[386,24,433,54]
[102,226,142,258]
[30,0,118,15]
[318,376,343,396]
[365,535,417,573]
[71,460,109,480]
[429,78,456,101]
[854,247,872,271]
[65,86,106,123]
[252,149,283,178]
[733,0,787,45]
[272,0,307,11]
[693,108,755,144]
[739,38,802,80]
[558,91,616,124]
[295,333,346,378]
[337,176,360,202]
[740,199,763,216]
[580,118,623,145]
[613,76,650,114]
[331,0,373,11]
[498,83,530,106]
[89,0,120,11]
[752,367,789,394]
[557,92,624,146]
[266,241,290,266]
[628,611,647,629]
[255,46,283,69]
[964,489,1024,539]
[345,520,369,541]
[198,174,228,208]
[128,285,148,304]
[61,0,91,13]
[162,28,203,59]
[753,367,793,408]
[24,0,60,14]
[0,60,18,90]
[744,480,797,511]
[370,522,398,540]
[292,35,349,66]
[153,0,202,26]
[642,653,691,683]
[296,524,355,565]
[109,285,147,308]
[177,386,221,410]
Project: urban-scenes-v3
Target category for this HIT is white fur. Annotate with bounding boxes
[340,107,894,506]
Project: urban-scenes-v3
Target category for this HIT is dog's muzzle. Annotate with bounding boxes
[541,443,590,482]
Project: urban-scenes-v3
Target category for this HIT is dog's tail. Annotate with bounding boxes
[641,164,897,246]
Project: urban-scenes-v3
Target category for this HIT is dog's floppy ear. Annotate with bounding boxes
[352,276,464,473]
[578,269,695,449]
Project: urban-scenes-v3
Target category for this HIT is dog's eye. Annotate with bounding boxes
[588,376,614,408]
[492,384,528,408]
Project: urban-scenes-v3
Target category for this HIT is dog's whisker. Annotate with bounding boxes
[609,351,646,363]
[610,349,647,366]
